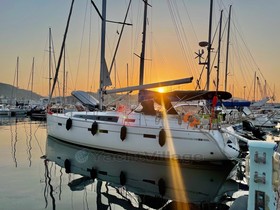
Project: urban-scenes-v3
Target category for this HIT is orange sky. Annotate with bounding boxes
[0,0,279,102]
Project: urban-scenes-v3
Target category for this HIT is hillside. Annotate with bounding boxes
[0,83,43,101]
[0,82,139,105]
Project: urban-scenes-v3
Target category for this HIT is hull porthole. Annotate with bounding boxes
[158,178,166,196]
[120,126,127,141]
[159,129,166,147]
[66,118,72,130]
[91,121,98,136]
[120,171,126,186]
[64,159,71,174]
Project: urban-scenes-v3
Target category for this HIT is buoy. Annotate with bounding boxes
[90,167,97,180]
[159,129,166,147]
[120,126,127,141]
[158,178,166,196]
[120,171,126,186]
[91,121,98,136]
[66,118,72,130]
[64,159,71,174]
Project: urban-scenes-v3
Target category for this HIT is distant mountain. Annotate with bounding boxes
[0,83,43,101]
[0,82,140,106]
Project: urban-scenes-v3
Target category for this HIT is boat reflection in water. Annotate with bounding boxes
[44,136,240,209]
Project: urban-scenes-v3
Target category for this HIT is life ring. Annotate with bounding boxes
[64,159,71,174]
[91,121,98,136]
[120,126,127,141]
[120,171,126,186]
[66,118,72,130]
[159,129,166,147]
[158,178,166,196]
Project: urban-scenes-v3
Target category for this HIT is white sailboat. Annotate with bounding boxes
[47,0,241,161]
[0,104,10,116]
[2,57,27,117]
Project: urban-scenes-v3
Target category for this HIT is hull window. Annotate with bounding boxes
[73,114,119,122]
[143,134,156,139]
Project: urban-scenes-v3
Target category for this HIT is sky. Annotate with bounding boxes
[0,0,279,102]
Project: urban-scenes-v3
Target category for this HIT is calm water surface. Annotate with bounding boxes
[0,117,48,210]
[0,116,240,210]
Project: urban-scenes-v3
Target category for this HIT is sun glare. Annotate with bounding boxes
[157,87,165,93]
[159,94,189,209]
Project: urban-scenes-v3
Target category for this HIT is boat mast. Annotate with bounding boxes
[206,0,213,91]
[66,71,68,101]
[63,45,66,104]
[105,0,192,95]
[216,10,223,92]
[264,79,267,97]
[14,56,19,104]
[253,71,256,102]
[224,5,232,92]
[99,0,107,110]
[49,0,74,103]
[16,56,19,90]
[31,57,35,100]
[49,28,52,98]
[139,0,148,86]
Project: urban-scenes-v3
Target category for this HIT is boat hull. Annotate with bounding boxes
[47,112,240,161]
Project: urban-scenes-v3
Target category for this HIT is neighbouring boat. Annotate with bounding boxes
[8,105,27,116]
[29,98,49,121]
[0,104,10,116]
[47,0,241,162]
[0,104,27,117]
[242,107,276,129]
[29,106,46,121]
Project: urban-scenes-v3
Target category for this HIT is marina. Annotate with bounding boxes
[1,0,280,209]
[0,112,280,209]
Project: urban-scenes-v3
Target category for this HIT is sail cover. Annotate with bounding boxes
[138,90,232,103]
